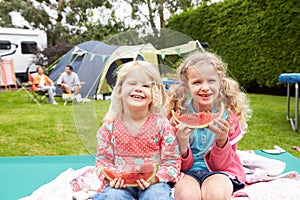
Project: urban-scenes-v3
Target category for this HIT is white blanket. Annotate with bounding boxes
[19,166,101,200]
[231,150,300,200]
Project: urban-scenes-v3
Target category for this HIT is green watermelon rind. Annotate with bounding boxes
[100,164,158,187]
[171,103,225,129]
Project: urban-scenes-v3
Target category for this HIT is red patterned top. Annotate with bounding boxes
[95,113,182,190]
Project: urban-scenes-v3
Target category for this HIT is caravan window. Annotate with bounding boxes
[0,40,11,50]
[21,41,37,54]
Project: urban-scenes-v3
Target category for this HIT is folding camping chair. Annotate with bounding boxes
[27,72,48,105]
[14,73,48,106]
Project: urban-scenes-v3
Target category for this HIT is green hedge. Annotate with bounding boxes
[166,0,300,90]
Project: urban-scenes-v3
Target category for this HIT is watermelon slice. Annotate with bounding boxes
[171,103,225,128]
[100,164,158,187]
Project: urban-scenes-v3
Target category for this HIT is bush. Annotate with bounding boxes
[166,0,300,92]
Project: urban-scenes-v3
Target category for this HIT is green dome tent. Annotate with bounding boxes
[49,40,202,99]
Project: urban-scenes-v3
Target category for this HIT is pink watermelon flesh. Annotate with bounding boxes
[171,104,224,128]
[101,164,158,187]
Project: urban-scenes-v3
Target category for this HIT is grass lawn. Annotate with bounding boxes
[1,89,300,158]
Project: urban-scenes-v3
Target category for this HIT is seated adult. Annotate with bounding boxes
[32,66,58,105]
[57,65,81,96]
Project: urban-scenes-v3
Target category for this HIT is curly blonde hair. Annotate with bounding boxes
[166,51,252,130]
[104,61,166,121]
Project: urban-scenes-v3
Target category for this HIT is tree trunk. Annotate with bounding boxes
[158,2,165,28]
[146,0,156,28]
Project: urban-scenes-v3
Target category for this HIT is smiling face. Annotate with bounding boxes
[121,67,153,113]
[186,63,221,112]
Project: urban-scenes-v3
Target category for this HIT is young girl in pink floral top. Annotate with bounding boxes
[94,61,182,200]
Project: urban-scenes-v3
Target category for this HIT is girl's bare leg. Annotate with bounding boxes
[201,174,233,200]
[174,174,201,200]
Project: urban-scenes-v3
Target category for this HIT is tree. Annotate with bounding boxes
[0,0,127,66]
[166,0,299,90]
[126,0,209,28]
[0,0,126,45]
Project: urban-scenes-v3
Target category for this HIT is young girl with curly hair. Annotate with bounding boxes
[166,51,252,200]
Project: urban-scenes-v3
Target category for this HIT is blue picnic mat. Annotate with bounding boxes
[0,152,299,200]
[254,150,300,173]
[0,155,95,200]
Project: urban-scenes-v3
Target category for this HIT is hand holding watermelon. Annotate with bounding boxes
[136,176,159,190]
[175,123,193,157]
[100,164,158,188]
[171,103,225,129]
[109,177,125,189]
[108,174,158,190]
[206,117,230,148]
[171,103,226,152]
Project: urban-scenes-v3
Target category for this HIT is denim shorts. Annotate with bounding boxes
[184,170,244,193]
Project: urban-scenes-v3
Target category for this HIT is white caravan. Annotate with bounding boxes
[0,27,47,82]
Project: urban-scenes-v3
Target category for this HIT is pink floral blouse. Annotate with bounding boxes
[95,113,182,191]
